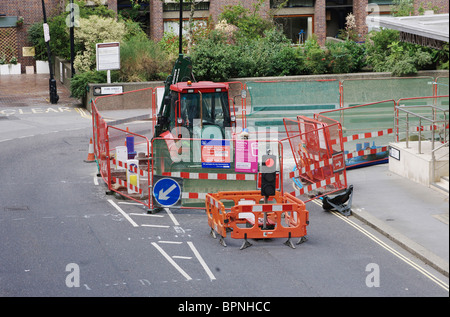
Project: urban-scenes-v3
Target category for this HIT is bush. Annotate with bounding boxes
[219,0,274,41]
[342,40,367,72]
[191,27,304,81]
[191,31,234,82]
[325,40,366,74]
[70,70,108,99]
[74,16,127,73]
[118,35,171,82]
[302,37,329,74]
[365,28,435,76]
[27,0,116,61]
[326,42,352,74]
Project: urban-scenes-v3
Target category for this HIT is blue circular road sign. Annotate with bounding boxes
[153,177,182,207]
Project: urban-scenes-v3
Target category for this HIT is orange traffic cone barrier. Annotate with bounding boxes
[84,138,95,163]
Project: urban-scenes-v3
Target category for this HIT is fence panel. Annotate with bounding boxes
[108,125,152,207]
[436,77,449,97]
[283,116,347,202]
[245,80,341,128]
[151,136,283,207]
[342,77,434,107]
[91,99,111,187]
[316,100,396,168]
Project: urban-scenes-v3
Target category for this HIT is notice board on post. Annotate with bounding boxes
[96,42,120,71]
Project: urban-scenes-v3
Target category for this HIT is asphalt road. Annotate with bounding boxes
[0,105,448,303]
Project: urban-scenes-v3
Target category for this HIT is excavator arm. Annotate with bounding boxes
[155,54,194,137]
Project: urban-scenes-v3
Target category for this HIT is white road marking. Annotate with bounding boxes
[164,207,180,226]
[187,241,216,281]
[151,242,192,281]
[108,199,139,227]
[158,241,183,244]
[141,224,170,228]
[129,213,164,217]
[311,199,449,291]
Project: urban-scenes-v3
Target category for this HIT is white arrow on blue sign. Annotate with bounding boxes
[153,177,182,207]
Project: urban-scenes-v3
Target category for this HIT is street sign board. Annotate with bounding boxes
[153,176,182,207]
[201,139,230,169]
[96,42,120,71]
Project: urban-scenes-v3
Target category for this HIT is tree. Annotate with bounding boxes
[390,0,414,17]
[74,16,126,72]
[159,0,208,54]
[219,0,274,41]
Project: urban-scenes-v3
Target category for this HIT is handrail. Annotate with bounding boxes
[431,141,449,185]
[395,103,448,154]
[431,141,449,154]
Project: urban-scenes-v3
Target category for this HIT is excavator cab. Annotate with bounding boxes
[168,81,235,139]
[154,54,235,139]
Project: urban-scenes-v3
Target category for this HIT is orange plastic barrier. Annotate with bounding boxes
[205,191,309,249]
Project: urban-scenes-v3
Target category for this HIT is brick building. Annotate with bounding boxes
[147,0,448,44]
[1,0,448,73]
[0,0,117,73]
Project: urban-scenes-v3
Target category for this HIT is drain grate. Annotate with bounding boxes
[4,206,29,211]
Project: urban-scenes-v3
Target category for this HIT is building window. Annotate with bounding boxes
[271,0,314,8]
[164,19,207,36]
[274,15,313,43]
[368,0,395,4]
[163,1,210,12]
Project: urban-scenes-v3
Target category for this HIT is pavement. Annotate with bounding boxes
[1,74,448,278]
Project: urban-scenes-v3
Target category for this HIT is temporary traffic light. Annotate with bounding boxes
[261,154,277,197]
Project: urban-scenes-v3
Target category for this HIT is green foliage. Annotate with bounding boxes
[70,70,107,99]
[118,35,171,82]
[191,28,305,81]
[191,27,372,81]
[219,0,274,41]
[27,0,117,61]
[73,16,127,72]
[391,0,415,17]
[27,22,48,61]
[190,31,234,82]
[27,14,72,61]
[302,36,328,74]
[342,40,367,72]
[365,28,436,76]
[325,40,367,74]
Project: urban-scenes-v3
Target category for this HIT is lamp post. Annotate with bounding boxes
[70,0,75,77]
[41,0,59,104]
[179,0,183,54]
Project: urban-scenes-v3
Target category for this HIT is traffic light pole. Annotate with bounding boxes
[41,0,59,104]
[261,150,277,230]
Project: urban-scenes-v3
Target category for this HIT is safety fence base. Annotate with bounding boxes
[206,190,309,249]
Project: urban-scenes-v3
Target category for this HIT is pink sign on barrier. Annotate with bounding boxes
[235,139,258,173]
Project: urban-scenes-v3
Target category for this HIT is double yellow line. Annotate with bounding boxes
[75,107,91,119]
[310,199,449,292]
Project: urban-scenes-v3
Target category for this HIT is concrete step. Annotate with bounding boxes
[431,176,449,195]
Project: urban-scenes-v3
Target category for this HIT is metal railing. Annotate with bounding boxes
[431,141,449,185]
[395,101,449,185]
[395,104,448,153]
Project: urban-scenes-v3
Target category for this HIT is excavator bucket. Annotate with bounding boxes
[321,185,353,216]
